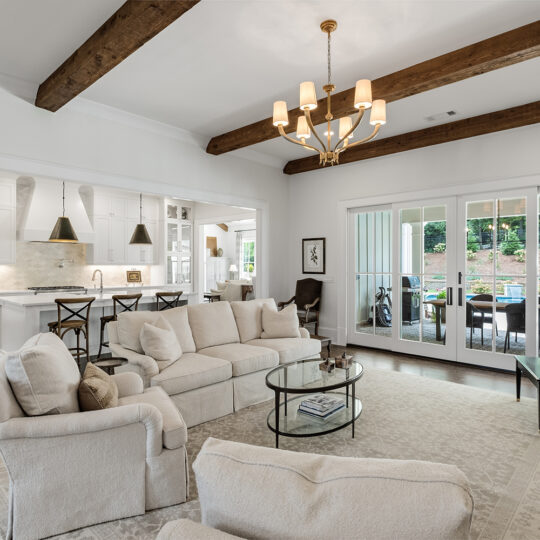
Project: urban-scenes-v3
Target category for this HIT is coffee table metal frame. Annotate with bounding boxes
[265,358,363,448]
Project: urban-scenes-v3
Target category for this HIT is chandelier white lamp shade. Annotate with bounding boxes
[272,20,386,167]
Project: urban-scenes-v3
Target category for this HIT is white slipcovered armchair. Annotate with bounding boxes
[0,338,188,540]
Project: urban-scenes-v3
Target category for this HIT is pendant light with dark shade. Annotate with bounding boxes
[129,193,152,245]
[49,181,78,243]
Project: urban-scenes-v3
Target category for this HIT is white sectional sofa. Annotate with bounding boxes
[109,299,321,427]
[158,437,474,540]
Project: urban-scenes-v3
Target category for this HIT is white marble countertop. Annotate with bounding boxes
[0,289,197,308]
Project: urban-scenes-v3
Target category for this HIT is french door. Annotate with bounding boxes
[347,188,537,369]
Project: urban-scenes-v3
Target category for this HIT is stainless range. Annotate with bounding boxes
[28,286,88,295]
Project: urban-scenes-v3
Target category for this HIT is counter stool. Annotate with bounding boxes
[48,297,95,368]
[155,291,183,311]
[98,293,142,357]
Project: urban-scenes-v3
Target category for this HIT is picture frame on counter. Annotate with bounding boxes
[126,270,142,283]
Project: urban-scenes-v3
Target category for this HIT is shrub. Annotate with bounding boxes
[433,242,446,253]
[500,230,523,255]
[488,250,494,261]
[515,248,526,262]
[466,249,476,260]
[472,281,491,294]
[436,290,446,299]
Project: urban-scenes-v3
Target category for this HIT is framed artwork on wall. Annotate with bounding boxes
[302,237,326,274]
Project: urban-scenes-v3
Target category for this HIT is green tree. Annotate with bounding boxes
[500,230,523,255]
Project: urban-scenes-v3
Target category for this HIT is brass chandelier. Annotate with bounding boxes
[272,19,386,166]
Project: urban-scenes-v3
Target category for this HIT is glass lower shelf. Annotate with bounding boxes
[267,392,362,437]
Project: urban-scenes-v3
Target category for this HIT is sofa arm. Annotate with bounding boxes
[109,342,159,380]
[111,371,144,397]
[299,327,310,339]
[0,402,163,458]
[158,519,245,540]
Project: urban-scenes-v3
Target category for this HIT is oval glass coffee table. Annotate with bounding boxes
[265,357,363,448]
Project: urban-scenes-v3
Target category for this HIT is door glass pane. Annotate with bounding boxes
[464,276,493,351]
[355,274,374,334]
[353,209,392,339]
[181,224,191,252]
[375,274,392,337]
[180,257,191,284]
[466,200,494,276]
[401,275,421,341]
[496,198,526,276]
[356,213,373,273]
[400,208,422,274]
[167,223,178,252]
[496,276,526,355]
[167,255,178,284]
[423,275,446,344]
[375,211,392,273]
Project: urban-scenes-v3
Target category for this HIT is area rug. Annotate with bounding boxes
[1,367,540,539]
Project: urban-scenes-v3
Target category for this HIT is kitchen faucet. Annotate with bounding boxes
[92,269,103,293]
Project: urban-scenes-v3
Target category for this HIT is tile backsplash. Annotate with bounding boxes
[0,242,152,290]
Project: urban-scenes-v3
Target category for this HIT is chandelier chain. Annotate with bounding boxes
[327,30,331,86]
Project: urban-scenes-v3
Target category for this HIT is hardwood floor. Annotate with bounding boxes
[330,344,538,399]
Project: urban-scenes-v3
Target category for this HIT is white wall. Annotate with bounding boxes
[288,124,540,342]
[0,87,289,300]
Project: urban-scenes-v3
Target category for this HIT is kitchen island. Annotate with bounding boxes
[0,289,198,353]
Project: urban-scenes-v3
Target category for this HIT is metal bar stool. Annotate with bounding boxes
[98,293,142,357]
[155,291,183,311]
[48,297,95,368]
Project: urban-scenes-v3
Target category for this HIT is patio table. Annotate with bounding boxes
[424,299,513,342]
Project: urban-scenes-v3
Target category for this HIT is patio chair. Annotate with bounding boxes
[466,294,497,348]
[504,300,525,353]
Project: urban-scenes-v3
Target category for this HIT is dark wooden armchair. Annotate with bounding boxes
[278,278,322,335]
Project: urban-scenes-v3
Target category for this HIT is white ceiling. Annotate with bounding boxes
[0,0,538,165]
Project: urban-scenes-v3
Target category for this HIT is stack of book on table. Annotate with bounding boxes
[298,394,344,420]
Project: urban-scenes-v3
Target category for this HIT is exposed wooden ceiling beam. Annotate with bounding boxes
[35,0,200,112]
[217,223,229,232]
[206,20,540,155]
[283,101,540,175]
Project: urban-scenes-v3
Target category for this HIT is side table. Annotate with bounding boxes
[310,334,331,359]
[94,357,128,375]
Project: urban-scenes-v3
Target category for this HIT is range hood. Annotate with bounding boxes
[17,177,95,243]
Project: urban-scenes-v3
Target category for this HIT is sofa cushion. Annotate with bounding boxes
[188,302,240,350]
[160,306,197,354]
[78,362,119,411]
[5,333,81,416]
[261,304,300,339]
[246,337,321,364]
[118,386,187,449]
[193,438,474,540]
[140,316,182,371]
[151,353,232,395]
[230,298,277,343]
[199,343,279,377]
[117,311,158,353]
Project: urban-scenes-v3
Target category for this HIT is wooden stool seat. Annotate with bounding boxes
[98,293,142,357]
[48,319,87,330]
[48,297,95,369]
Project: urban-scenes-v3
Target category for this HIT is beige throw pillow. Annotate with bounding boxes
[140,316,182,371]
[117,311,159,353]
[78,363,119,411]
[5,333,81,416]
[261,303,301,339]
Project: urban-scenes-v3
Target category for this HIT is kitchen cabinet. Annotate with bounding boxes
[126,219,158,264]
[127,196,159,222]
[91,216,126,264]
[0,179,16,264]
[88,188,161,265]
